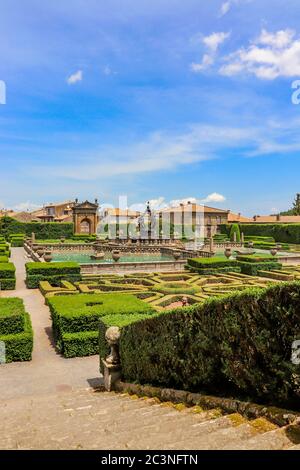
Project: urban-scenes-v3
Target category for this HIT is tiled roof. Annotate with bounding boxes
[159,204,229,214]
[104,208,140,217]
[253,215,300,223]
[228,212,253,223]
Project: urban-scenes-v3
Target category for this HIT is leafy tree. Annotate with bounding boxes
[292,193,300,215]
[229,223,241,242]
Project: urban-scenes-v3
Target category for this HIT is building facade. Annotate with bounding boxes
[72,199,99,235]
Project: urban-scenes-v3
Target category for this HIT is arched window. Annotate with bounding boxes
[80,219,91,234]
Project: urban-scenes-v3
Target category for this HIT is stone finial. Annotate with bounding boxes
[105,327,121,365]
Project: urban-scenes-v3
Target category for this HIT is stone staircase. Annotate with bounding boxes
[1,388,300,450]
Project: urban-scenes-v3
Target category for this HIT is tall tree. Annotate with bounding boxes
[293,193,300,215]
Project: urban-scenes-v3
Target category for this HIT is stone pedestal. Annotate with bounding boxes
[102,360,122,392]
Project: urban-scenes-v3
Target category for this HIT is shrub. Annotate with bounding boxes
[236,254,278,263]
[0,263,16,290]
[25,262,81,288]
[0,298,33,362]
[10,238,24,247]
[187,257,240,274]
[221,223,300,244]
[0,298,25,335]
[47,293,155,358]
[120,282,300,408]
[238,261,282,276]
[230,223,241,242]
[0,216,74,240]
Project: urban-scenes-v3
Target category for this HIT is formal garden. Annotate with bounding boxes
[1,217,300,410]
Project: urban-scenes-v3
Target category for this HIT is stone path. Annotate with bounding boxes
[0,248,101,400]
[0,248,299,450]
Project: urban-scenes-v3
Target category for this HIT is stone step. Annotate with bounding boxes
[0,387,298,450]
[221,425,300,450]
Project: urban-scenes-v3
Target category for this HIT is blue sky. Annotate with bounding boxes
[1,0,300,215]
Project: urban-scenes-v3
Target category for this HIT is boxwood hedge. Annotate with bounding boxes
[221,223,300,244]
[120,282,300,408]
[25,262,81,288]
[187,257,240,274]
[0,263,16,290]
[47,293,155,358]
[0,298,33,362]
[0,216,74,240]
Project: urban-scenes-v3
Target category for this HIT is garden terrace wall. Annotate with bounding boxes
[0,298,33,362]
[119,282,300,408]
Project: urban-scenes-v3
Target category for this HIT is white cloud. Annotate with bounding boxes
[191,32,230,72]
[67,70,83,85]
[190,54,214,72]
[220,2,231,17]
[29,118,300,181]
[169,197,197,208]
[203,32,231,52]
[220,28,300,79]
[219,0,251,17]
[13,201,41,212]
[103,65,117,76]
[201,192,226,203]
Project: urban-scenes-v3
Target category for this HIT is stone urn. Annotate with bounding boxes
[112,251,121,262]
[60,237,66,244]
[224,247,232,259]
[248,241,254,249]
[36,248,44,258]
[270,248,278,257]
[44,251,53,262]
[276,244,282,251]
[173,251,181,261]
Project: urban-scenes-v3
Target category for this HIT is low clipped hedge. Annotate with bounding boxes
[239,261,282,276]
[47,293,155,358]
[120,282,300,408]
[0,298,24,335]
[25,262,81,288]
[10,238,24,247]
[187,257,240,274]
[0,263,16,290]
[0,298,33,362]
[236,254,278,263]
